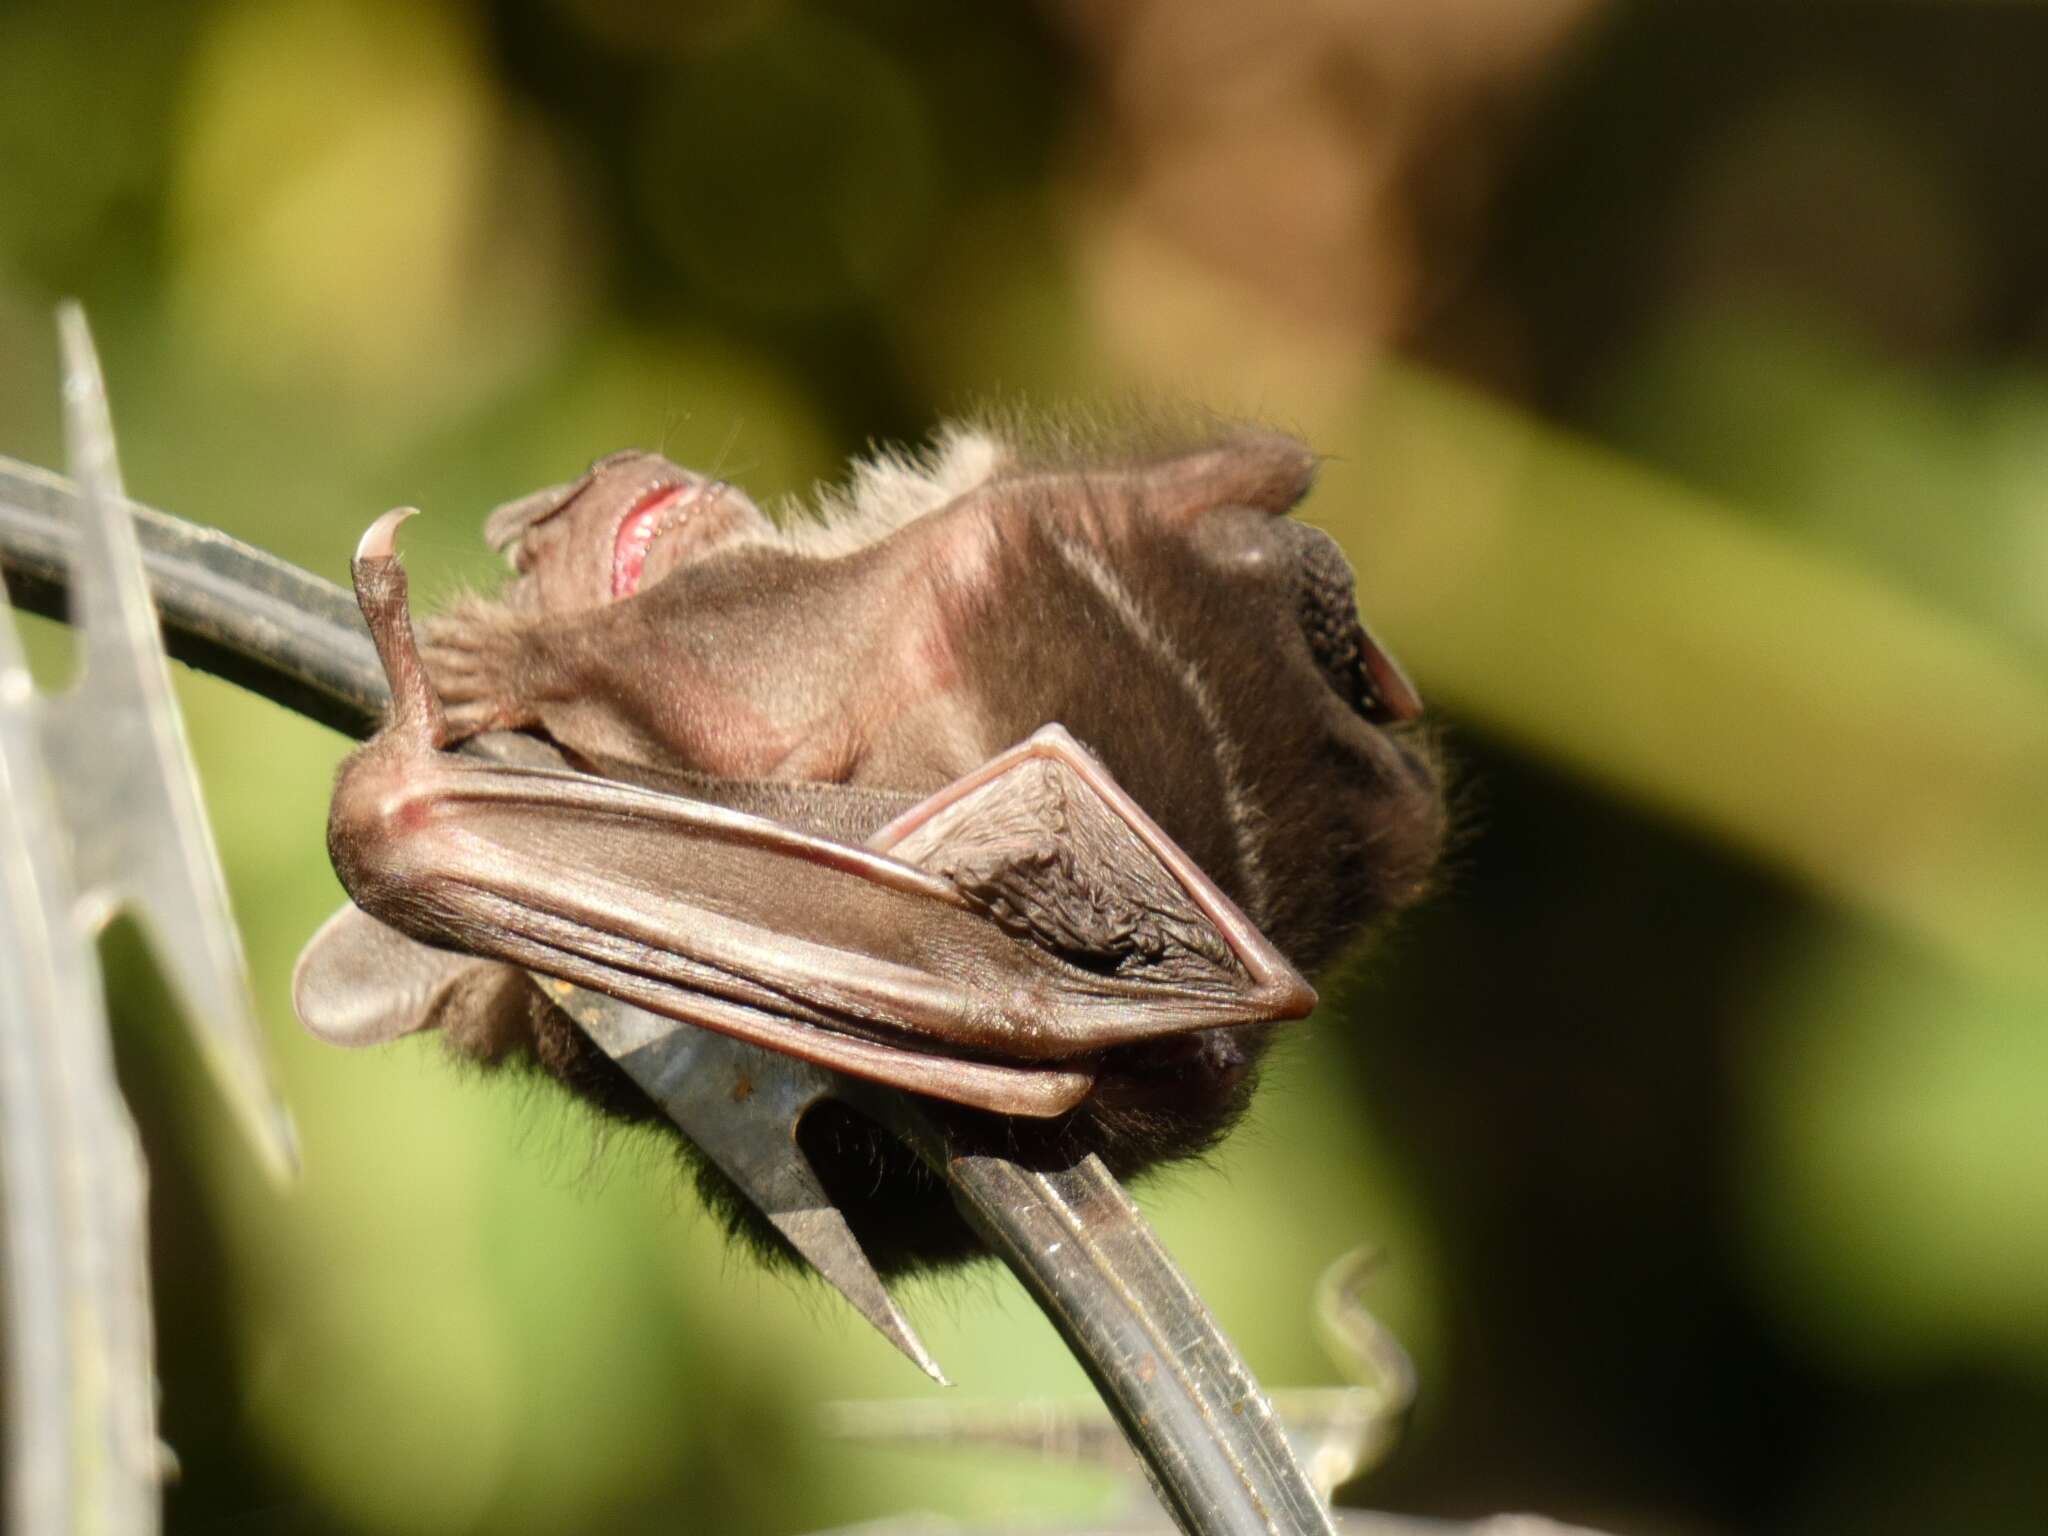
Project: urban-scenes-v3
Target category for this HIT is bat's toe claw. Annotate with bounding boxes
[356,506,420,564]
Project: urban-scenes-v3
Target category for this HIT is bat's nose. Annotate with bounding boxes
[1281,522,1424,725]
[1353,615,1423,723]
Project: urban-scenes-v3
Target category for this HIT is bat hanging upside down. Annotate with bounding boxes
[294,417,1445,1270]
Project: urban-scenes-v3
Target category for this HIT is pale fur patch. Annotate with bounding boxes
[770,424,1009,556]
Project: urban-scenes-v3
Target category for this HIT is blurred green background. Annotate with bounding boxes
[5,1,2047,1532]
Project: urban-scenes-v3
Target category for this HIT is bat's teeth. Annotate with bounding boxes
[356,506,420,564]
[611,484,688,599]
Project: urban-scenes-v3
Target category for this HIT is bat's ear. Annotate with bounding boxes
[1132,430,1318,526]
[293,902,519,1047]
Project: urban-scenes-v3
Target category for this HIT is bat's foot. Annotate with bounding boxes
[419,600,544,743]
[351,508,450,749]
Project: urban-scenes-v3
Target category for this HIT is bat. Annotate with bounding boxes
[293,417,1444,1270]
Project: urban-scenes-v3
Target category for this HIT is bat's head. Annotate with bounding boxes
[481,449,775,611]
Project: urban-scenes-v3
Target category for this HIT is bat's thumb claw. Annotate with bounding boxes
[349,507,446,746]
[357,506,420,564]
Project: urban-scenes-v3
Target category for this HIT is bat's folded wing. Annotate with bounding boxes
[870,723,1313,1028]
[304,722,1311,1117]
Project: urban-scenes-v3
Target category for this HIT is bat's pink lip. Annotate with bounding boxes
[611,481,696,598]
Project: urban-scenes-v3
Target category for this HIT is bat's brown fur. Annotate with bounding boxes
[310,416,1445,1272]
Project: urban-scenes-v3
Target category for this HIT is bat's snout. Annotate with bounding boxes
[485,450,772,611]
[1282,522,1423,725]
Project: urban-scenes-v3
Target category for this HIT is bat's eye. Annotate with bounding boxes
[1283,523,1423,725]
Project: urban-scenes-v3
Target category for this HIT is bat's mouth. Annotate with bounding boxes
[612,480,715,599]
[1288,526,1422,725]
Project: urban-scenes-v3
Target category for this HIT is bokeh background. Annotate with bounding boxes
[4,1,2047,1532]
